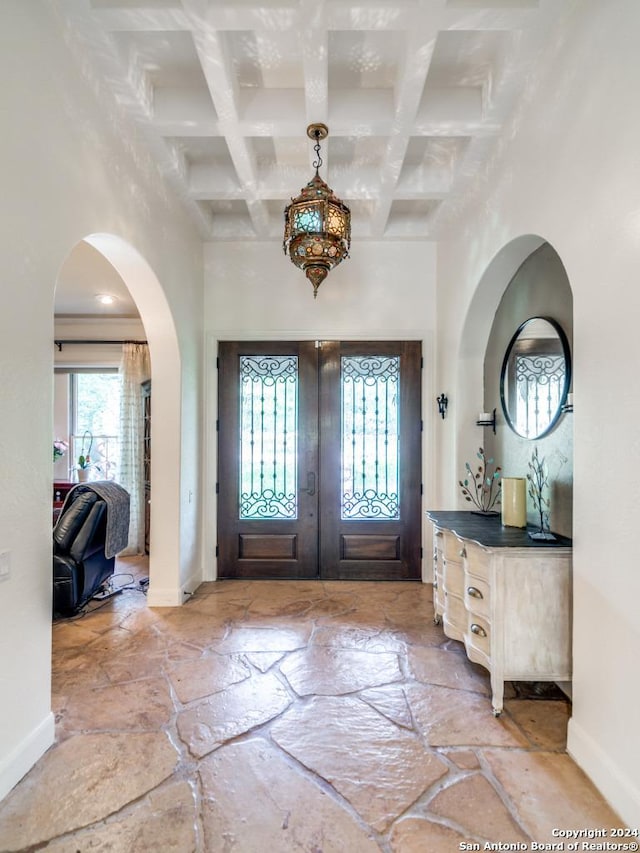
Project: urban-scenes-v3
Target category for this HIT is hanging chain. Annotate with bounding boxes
[312,131,323,176]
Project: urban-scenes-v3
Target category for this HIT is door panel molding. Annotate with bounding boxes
[239,534,298,560]
[342,535,401,561]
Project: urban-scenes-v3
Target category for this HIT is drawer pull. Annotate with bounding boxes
[470,623,487,638]
[433,580,438,590]
[467,586,483,599]
[459,547,467,558]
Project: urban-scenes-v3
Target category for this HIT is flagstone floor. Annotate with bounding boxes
[0,556,624,852]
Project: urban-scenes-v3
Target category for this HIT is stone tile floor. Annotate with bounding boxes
[0,556,624,852]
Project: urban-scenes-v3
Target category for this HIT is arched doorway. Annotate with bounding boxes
[55,234,183,604]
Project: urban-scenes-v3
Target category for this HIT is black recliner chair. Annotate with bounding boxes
[53,491,114,616]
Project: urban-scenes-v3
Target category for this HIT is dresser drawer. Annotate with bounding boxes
[463,540,491,582]
[443,557,464,594]
[433,530,444,577]
[433,568,445,615]
[443,591,466,639]
[443,530,466,560]
[464,575,490,618]
[465,613,491,659]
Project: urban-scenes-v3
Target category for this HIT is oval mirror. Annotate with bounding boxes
[500,317,571,439]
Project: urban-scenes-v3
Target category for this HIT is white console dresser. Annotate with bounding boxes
[427,511,572,715]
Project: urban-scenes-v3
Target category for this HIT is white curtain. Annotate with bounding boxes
[118,342,150,555]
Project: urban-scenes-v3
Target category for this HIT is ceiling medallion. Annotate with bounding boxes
[283,123,351,298]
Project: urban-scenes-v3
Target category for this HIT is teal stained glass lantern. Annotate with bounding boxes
[283,123,351,298]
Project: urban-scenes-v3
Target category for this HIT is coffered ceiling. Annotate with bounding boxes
[57,0,569,245]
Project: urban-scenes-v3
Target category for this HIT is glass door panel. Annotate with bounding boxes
[341,355,400,520]
[239,355,298,520]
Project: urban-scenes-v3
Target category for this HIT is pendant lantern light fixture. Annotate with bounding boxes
[283,123,351,298]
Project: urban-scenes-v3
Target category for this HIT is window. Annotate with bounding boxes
[70,372,121,480]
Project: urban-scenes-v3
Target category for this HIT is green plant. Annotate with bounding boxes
[459,447,502,512]
[53,439,68,462]
[527,446,550,533]
[77,430,93,469]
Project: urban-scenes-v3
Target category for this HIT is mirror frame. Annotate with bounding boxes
[499,316,571,439]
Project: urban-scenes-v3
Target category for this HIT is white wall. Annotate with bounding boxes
[0,2,203,799]
[435,0,640,823]
[203,241,437,580]
[205,240,436,336]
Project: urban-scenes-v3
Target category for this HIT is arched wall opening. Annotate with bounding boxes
[55,233,183,604]
[482,241,573,537]
[453,236,573,520]
[449,235,552,505]
[449,232,574,684]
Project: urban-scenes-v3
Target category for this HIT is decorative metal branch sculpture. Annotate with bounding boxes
[459,447,502,513]
[527,446,555,539]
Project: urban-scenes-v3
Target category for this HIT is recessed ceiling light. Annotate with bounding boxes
[96,294,116,305]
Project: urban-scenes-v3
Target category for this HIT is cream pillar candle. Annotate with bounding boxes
[501,477,527,527]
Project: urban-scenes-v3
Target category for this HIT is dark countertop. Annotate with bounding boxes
[426,510,572,549]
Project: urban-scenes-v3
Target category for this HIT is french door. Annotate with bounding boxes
[217,340,422,580]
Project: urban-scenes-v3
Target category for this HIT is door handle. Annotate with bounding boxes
[302,472,316,496]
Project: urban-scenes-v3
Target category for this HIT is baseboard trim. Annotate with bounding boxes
[147,572,202,607]
[567,716,640,824]
[0,712,55,802]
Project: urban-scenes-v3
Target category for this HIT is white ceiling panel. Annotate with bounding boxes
[54,0,569,312]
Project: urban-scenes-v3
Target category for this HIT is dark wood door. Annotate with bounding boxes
[218,341,319,579]
[318,341,422,580]
[217,340,421,580]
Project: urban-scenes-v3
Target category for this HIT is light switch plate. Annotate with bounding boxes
[0,550,10,581]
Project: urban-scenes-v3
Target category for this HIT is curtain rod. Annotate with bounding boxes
[54,339,147,352]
